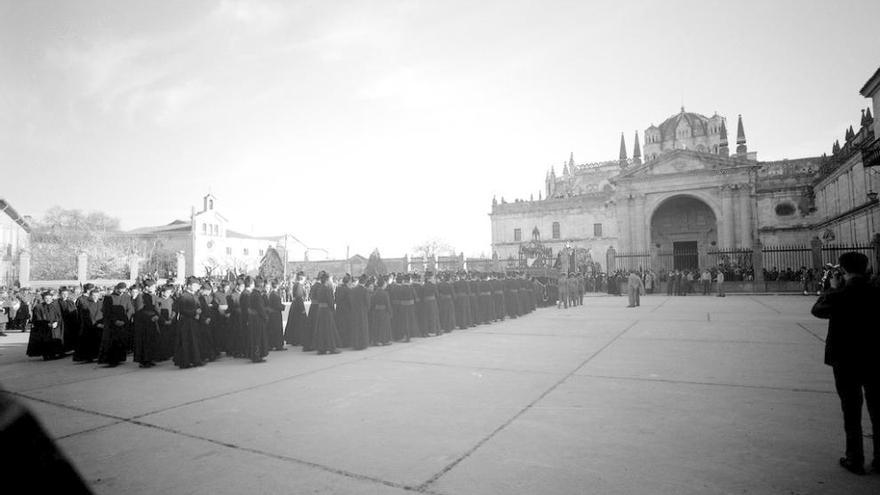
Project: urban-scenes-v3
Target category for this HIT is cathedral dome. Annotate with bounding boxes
[657,108,710,140]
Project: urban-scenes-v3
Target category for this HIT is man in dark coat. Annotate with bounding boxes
[284,272,308,346]
[98,283,133,367]
[811,252,880,475]
[248,278,270,363]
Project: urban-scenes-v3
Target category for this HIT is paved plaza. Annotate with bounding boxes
[1,294,878,494]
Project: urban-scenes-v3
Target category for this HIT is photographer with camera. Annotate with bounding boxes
[811,252,880,475]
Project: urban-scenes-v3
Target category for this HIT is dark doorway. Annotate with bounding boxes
[673,241,698,270]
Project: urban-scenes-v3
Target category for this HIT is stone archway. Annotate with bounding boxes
[650,195,717,269]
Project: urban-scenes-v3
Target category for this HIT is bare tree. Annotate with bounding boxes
[412,238,455,259]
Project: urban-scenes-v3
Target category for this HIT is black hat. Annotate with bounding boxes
[115,282,128,290]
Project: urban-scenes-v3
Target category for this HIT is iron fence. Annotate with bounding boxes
[821,242,877,272]
[762,244,812,272]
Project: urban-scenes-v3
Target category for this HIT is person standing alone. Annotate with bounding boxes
[811,252,880,475]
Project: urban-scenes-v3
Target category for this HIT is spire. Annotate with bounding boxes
[861,109,868,127]
[568,152,574,169]
[736,114,746,144]
[735,114,747,155]
[719,119,729,157]
[633,131,642,165]
[832,140,840,154]
[562,160,569,177]
[619,132,628,165]
[867,107,874,123]
[847,125,855,141]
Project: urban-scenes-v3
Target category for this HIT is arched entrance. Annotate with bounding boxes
[650,195,717,270]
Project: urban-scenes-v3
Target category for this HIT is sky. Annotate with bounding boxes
[1,0,879,260]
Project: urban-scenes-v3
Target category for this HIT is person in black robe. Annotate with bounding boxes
[312,271,341,354]
[98,283,132,367]
[452,273,470,329]
[212,281,231,356]
[369,276,393,345]
[57,287,80,353]
[267,280,286,351]
[284,272,308,347]
[421,272,441,336]
[133,280,161,368]
[349,275,371,350]
[155,284,177,361]
[437,273,456,333]
[173,277,203,369]
[74,288,103,362]
[335,275,352,348]
[303,279,320,352]
[197,283,217,362]
[236,279,251,358]
[248,278,270,363]
[71,284,93,361]
[26,291,65,360]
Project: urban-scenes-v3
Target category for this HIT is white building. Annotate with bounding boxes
[0,198,32,286]
[128,194,304,277]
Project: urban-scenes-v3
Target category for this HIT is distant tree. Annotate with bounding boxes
[412,238,455,259]
[364,249,388,276]
[30,206,176,280]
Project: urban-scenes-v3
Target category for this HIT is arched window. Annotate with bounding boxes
[552,222,561,239]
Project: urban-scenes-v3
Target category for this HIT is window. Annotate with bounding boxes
[243,248,249,255]
[202,223,207,234]
[552,222,560,239]
[594,223,603,237]
[213,224,219,235]
[775,203,796,216]
[514,228,522,241]
[259,249,265,256]
[226,247,232,255]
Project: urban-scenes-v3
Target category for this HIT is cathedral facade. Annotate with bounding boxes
[490,96,879,270]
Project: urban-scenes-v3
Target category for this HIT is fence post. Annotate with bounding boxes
[810,236,823,271]
[77,252,88,284]
[18,250,30,287]
[606,246,616,273]
[176,251,186,280]
[752,239,764,285]
[873,233,880,271]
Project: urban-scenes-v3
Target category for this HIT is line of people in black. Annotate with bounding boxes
[19,269,542,368]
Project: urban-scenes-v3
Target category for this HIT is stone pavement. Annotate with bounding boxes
[1,294,879,494]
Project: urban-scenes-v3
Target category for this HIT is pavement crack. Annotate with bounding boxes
[575,373,834,394]
[414,320,638,492]
[796,322,826,344]
[748,296,782,314]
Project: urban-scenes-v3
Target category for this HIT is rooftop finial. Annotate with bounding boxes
[619,132,628,163]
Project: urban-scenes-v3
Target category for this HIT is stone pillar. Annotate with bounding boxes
[618,196,632,252]
[77,252,88,283]
[405,254,411,273]
[633,194,647,253]
[752,239,764,284]
[738,185,753,248]
[176,251,186,281]
[721,186,736,249]
[129,255,139,281]
[18,250,30,287]
[810,236,823,271]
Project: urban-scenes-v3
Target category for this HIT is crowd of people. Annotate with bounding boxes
[0,270,543,368]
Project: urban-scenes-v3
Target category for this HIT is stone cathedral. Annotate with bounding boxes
[490,108,825,267]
